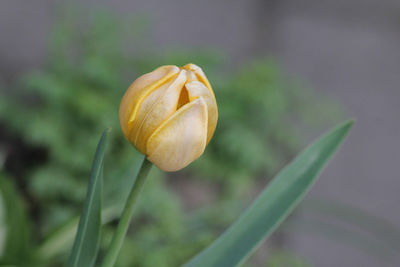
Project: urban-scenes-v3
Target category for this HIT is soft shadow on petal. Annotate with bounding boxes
[186,81,218,144]
[131,70,187,152]
[146,98,208,172]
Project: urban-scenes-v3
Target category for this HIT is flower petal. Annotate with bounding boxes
[131,70,187,153]
[183,63,213,91]
[146,98,208,171]
[185,81,218,144]
[119,65,180,138]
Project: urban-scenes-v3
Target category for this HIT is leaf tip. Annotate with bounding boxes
[339,119,355,134]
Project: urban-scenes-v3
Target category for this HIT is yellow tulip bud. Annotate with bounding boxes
[119,64,218,172]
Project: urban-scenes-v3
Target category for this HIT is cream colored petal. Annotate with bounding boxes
[130,70,187,153]
[183,64,213,91]
[119,65,180,138]
[185,81,218,144]
[146,98,208,172]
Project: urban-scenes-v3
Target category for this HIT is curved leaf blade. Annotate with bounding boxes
[68,129,110,267]
[184,120,354,267]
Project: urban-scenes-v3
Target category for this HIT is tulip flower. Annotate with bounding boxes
[119,64,218,171]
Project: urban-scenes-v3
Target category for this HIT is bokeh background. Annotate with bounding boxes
[0,1,399,266]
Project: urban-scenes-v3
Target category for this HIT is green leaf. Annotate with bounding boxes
[0,172,32,265]
[68,129,110,267]
[37,159,144,262]
[184,120,353,267]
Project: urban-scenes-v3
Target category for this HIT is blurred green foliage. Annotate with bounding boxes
[0,10,338,267]
[265,250,310,267]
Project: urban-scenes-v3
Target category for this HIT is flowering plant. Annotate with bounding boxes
[67,64,353,267]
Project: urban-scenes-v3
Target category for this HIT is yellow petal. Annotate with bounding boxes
[119,65,180,138]
[185,81,218,144]
[183,63,213,91]
[146,98,208,172]
[131,70,187,153]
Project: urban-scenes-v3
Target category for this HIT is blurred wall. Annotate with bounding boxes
[1,0,400,266]
[271,1,400,266]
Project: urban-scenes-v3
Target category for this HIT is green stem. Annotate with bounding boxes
[101,158,152,267]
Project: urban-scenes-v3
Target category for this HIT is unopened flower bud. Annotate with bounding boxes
[119,64,218,171]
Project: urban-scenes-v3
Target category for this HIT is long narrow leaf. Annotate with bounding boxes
[37,158,144,261]
[68,129,110,267]
[184,120,353,267]
[0,173,32,264]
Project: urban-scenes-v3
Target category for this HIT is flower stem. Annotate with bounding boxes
[101,158,152,267]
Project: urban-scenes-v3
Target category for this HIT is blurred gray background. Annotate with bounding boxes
[1,0,399,266]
